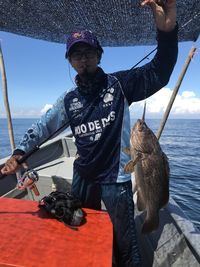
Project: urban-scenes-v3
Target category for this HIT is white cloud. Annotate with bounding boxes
[182,91,195,98]
[40,104,53,114]
[0,108,43,118]
[1,89,200,119]
[130,88,200,118]
[0,104,53,118]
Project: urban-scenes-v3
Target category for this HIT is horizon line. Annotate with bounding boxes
[0,117,200,120]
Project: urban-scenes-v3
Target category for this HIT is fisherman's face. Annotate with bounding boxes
[69,43,99,76]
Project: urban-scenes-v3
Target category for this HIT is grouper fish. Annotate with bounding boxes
[124,104,169,234]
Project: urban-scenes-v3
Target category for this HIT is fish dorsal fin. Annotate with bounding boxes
[123,147,131,155]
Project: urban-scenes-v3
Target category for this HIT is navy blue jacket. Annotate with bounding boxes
[15,26,178,184]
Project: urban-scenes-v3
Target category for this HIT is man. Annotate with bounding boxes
[1,0,178,266]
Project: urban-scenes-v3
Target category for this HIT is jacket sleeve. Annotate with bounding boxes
[114,24,178,105]
[13,92,69,154]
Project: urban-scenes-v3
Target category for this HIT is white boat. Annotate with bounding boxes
[0,133,200,266]
[0,1,200,265]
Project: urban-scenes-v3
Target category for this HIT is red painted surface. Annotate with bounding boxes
[0,198,112,267]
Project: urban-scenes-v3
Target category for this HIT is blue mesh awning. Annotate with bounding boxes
[0,0,199,46]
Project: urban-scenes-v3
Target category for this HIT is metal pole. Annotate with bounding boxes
[0,42,15,151]
[156,47,197,140]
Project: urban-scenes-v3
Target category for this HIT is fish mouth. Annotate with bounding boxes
[136,119,146,131]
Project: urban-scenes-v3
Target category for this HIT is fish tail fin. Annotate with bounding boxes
[160,191,169,208]
[141,209,159,234]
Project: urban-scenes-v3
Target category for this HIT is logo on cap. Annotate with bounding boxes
[73,32,82,39]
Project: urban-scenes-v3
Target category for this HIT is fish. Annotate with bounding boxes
[124,104,169,234]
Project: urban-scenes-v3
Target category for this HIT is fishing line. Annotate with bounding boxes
[180,11,200,31]
[68,61,76,87]
[0,48,156,179]
[141,11,200,119]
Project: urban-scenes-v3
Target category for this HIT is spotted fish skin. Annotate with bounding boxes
[124,119,170,234]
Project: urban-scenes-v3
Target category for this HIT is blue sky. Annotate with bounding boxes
[0,31,199,119]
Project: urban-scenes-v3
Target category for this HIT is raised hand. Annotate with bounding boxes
[141,0,176,32]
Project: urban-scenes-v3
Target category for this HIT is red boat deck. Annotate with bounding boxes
[0,198,112,267]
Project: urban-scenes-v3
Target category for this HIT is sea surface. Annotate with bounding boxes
[0,118,200,230]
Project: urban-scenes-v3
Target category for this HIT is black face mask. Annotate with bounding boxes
[75,67,107,95]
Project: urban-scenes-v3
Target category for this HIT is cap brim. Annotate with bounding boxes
[65,39,96,58]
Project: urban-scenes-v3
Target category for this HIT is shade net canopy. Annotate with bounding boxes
[0,0,199,46]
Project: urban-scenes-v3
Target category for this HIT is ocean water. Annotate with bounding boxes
[0,118,37,159]
[0,118,200,230]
